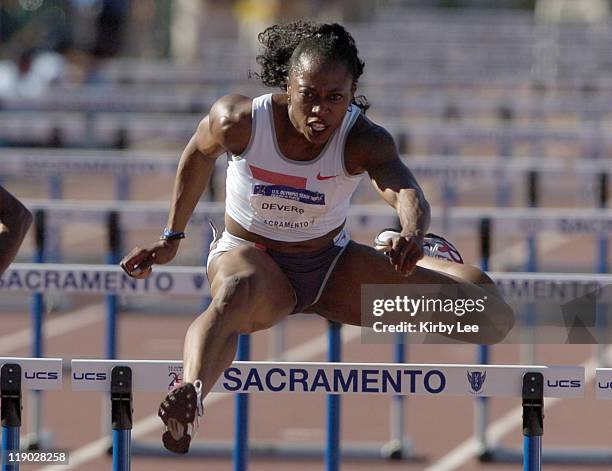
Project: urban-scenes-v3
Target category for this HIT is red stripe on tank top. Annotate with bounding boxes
[249,165,307,189]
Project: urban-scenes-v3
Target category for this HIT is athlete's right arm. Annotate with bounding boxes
[120,95,252,278]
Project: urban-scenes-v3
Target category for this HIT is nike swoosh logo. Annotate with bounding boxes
[316,172,337,181]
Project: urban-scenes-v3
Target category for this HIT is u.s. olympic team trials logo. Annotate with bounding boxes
[467,370,487,394]
[167,365,183,390]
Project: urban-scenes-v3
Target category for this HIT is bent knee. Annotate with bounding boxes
[210,271,281,332]
[214,271,256,310]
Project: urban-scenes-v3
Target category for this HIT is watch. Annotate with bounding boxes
[160,228,185,241]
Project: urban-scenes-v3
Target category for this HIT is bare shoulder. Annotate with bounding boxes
[205,94,253,155]
[0,185,32,222]
[0,186,23,211]
[344,114,398,175]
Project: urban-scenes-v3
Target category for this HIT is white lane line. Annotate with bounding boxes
[0,304,104,355]
[424,356,599,471]
[39,324,362,470]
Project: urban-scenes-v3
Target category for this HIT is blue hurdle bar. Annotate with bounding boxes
[597,173,609,357]
[496,105,514,208]
[111,366,133,471]
[522,372,543,471]
[1,365,21,471]
[326,321,342,471]
[523,171,538,363]
[476,217,491,456]
[234,335,250,471]
[390,333,407,458]
[524,437,542,471]
[28,212,46,450]
[106,212,121,360]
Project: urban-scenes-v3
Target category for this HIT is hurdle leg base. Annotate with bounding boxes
[481,445,612,465]
[478,449,495,462]
[132,438,421,461]
[381,439,413,460]
[20,430,54,451]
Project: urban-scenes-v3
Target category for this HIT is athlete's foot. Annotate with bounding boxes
[158,379,203,454]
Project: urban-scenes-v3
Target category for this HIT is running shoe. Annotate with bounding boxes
[158,379,204,454]
[374,229,464,264]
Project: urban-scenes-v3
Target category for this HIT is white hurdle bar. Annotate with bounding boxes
[70,359,584,471]
[17,199,612,237]
[3,113,612,150]
[71,360,584,396]
[1,151,608,214]
[2,151,610,205]
[1,150,610,177]
[4,85,612,116]
[3,264,612,300]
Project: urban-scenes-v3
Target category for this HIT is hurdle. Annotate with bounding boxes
[5,111,612,152]
[92,55,612,93]
[8,83,612,115]
[6,203,612,459]
[3,151,610,222]
[0,358,63,471]
[70,359,584,471]
[487,367,612,466]
[3,264,611,463]
[534,369,612,463]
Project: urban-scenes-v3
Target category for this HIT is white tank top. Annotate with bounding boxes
[225,93,364,242]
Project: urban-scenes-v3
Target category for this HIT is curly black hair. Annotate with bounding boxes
[253,21,369,112]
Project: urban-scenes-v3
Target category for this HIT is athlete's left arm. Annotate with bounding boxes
[349,122,431,274]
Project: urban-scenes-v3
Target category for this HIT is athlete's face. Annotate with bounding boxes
[287,56,356,145]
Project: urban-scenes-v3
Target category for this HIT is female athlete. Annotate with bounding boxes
[120,21,514,453]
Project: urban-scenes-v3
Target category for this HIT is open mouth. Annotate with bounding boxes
[307,121,328,134]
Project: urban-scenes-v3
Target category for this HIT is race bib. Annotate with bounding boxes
[250,184,326,230]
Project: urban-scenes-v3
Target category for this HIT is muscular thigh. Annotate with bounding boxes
[208,246,296,330]
[311,241,465,325]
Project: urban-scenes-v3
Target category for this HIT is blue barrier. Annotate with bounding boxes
[522,372,544,471]
[111,367,132,471]
[234,335,250,471]
[326,322,342,471]
[106,212,122,360]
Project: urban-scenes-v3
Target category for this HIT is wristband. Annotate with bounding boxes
[160,228,185,241]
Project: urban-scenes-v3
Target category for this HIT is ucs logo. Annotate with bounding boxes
[467,371,487,394]
[25,371,59,380]
[73,372,107,381]
[547,379,581,388]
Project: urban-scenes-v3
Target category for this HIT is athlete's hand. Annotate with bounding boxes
[120,240,179,279]
[375,230,424,276]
